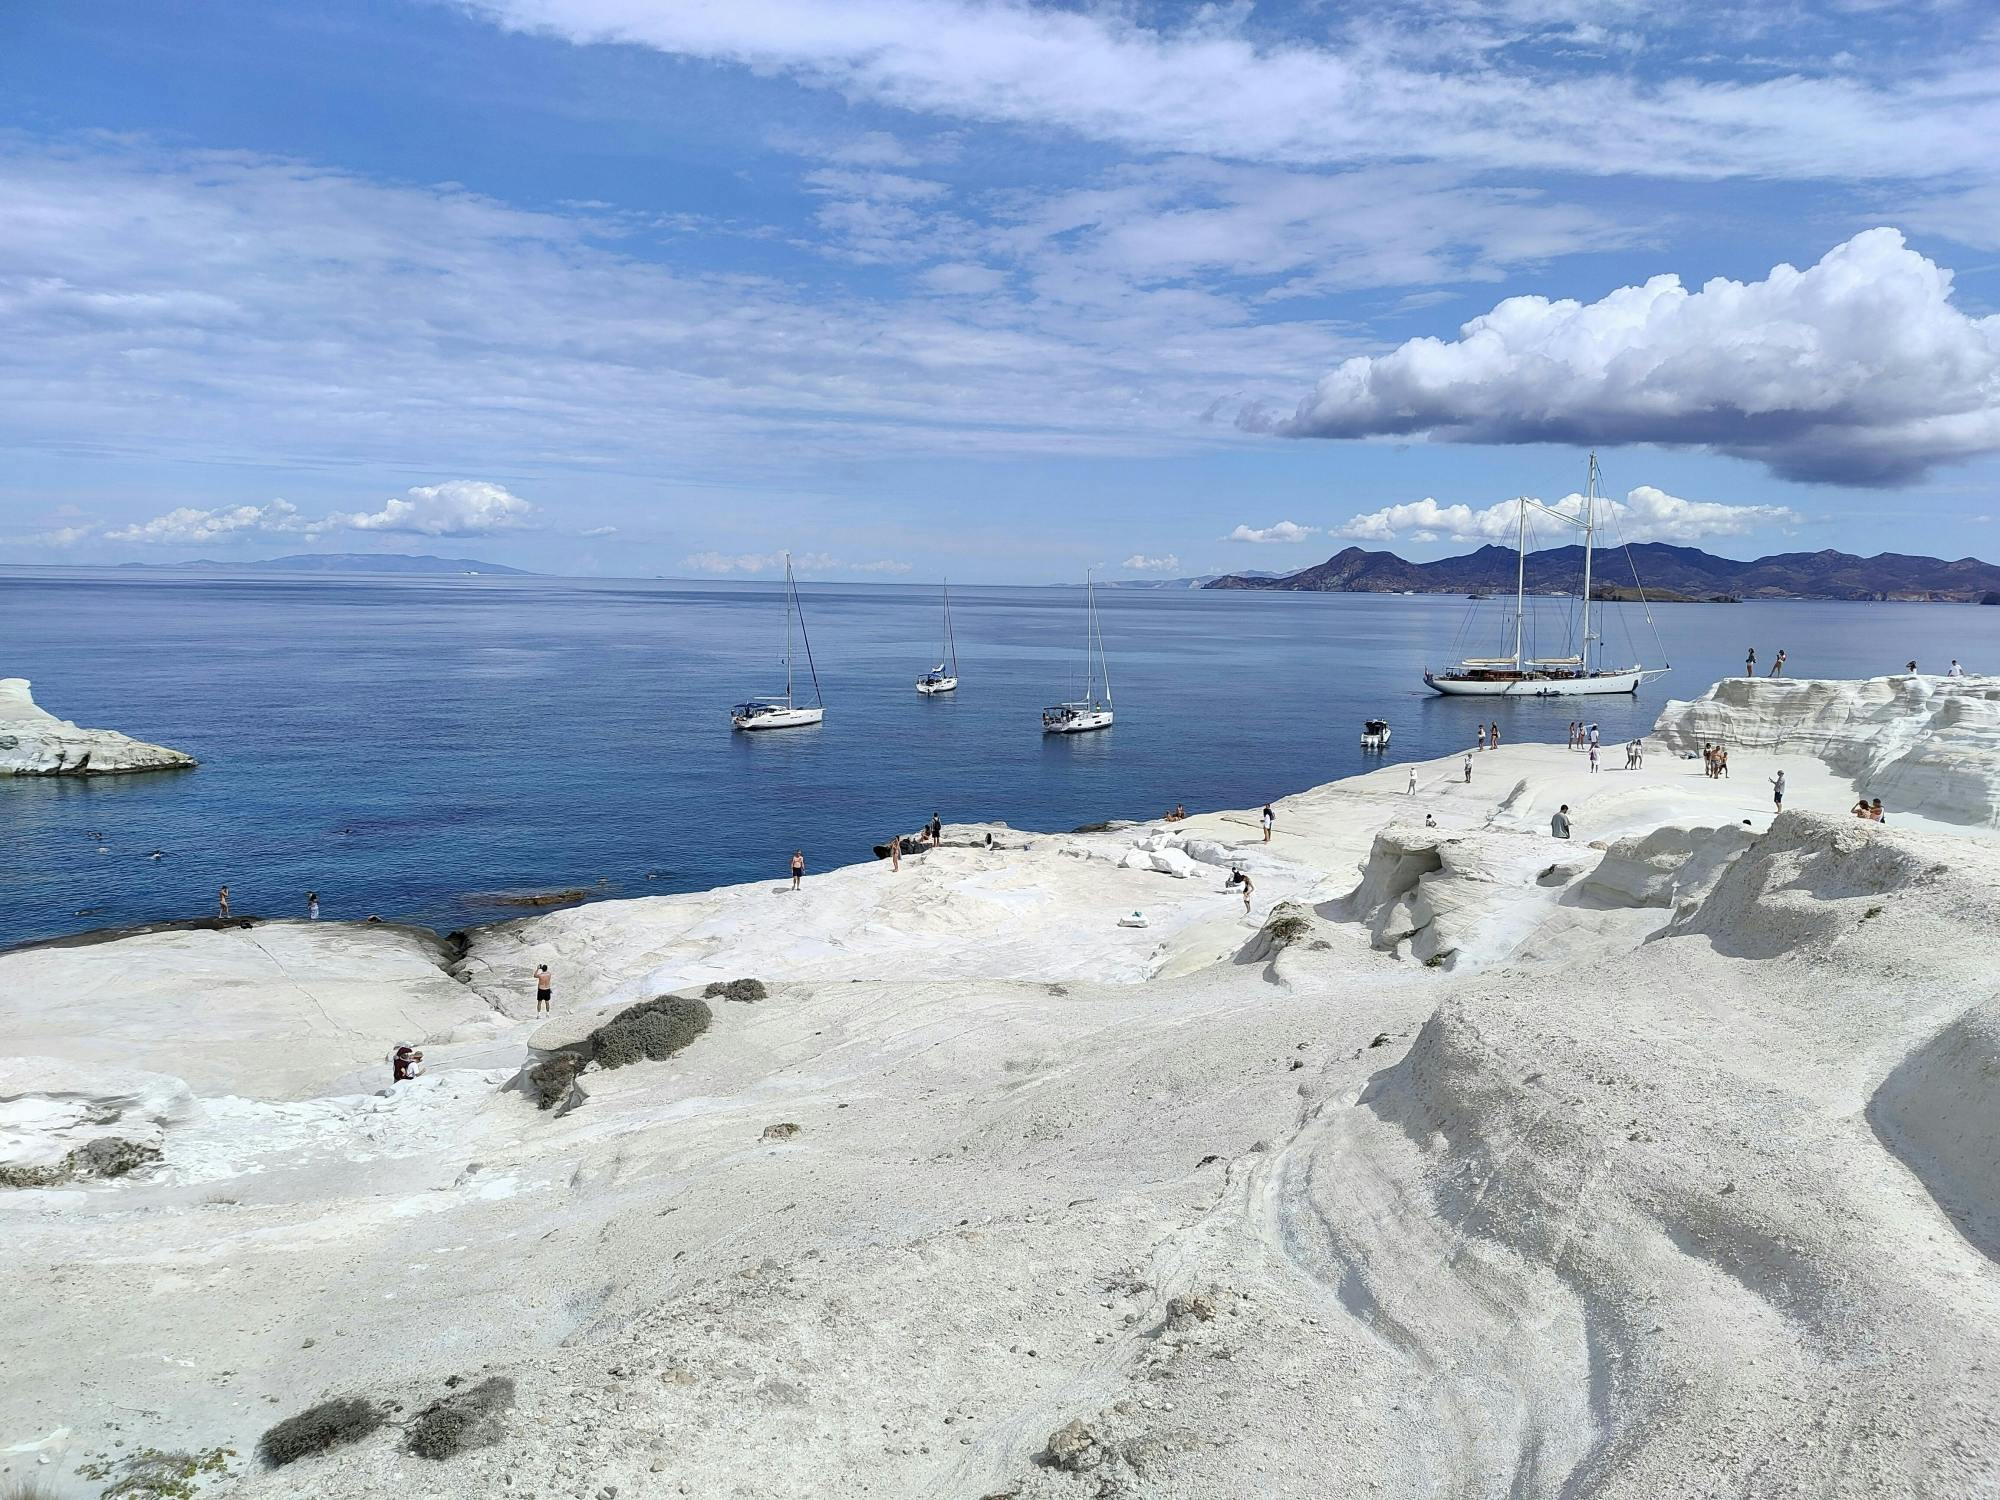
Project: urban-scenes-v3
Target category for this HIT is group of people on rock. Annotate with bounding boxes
[1746,647,1787,676]
[1852,797,1887,822]
[1473,721,1501,751]
[1701,743,1731,779]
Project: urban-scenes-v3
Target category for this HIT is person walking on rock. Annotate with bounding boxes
[1718,748,1730,779]
[1551,805,1571,839]
[1588,742,1599,774]
[217,885,230,918]
[1260,804,1275,843]
[790,850,805,891]
[534,964,552,1014]
[1770,770,1786,811]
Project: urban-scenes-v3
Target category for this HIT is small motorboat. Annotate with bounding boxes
[1361,718,1391,750]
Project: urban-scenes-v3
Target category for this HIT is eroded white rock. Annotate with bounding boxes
[0,677,196,777]
[1654,674,2000,827]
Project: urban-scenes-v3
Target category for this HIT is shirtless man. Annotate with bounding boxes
[791,850,805,891]
[217,885,230,918]
[534,964,552,1014]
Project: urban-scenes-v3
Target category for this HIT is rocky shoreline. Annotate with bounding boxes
[4,675,1997,1499]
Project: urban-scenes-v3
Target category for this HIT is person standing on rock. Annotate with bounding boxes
[1551,805,1571,839]
[1463,752,1472,784]
[1490,721,1500,749]
[306,891,319,920]
[534,964,552,1014]
[1770,770,1786,811]
[790,850,805,891]
[1260,804,1275,842]
[1949,659,1965,677]
[1589,743,1599,774]
[928,812,943,844]
[1406,766,1418,795]
[1769,649,1787,677]
[1477,723,1487,751]
[888,836,901,873]
[217,885,230,918]
[1718,748,1730,779]
[1231,868,1254,915]
[1746,647,1757,676]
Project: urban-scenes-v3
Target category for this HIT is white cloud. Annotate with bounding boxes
[323,480,535,537]
[1334,486,1800,545]
[1226,520,1319,544]
[579,525,618,537]
[1257,230,2000,485]
[849,558,915,574]
[466,0,2000,183]
[1121,552,1182,573]
[103,499,311,546]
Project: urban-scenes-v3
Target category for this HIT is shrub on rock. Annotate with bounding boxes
[703,978,767,1004]
[585,995,712,1069]
[257,1396,385,1467]
[408,1376,514,1461]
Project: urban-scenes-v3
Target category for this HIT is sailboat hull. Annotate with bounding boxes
[1044,707,1113,734]
[732,706,825,730]
[1424,668,1666,697]
[916,676,958,695]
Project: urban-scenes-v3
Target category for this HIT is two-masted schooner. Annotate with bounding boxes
[1423,454,1670,697]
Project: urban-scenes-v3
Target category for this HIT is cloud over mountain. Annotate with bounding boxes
[1334,486,1800,544]
[1254,230,2000,485]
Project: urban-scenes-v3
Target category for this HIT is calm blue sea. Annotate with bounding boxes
[5,567,1996,948]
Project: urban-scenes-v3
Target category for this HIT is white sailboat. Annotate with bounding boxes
[1043,572,1113,734]
[1423,454,1670,698]
[916,580,959,694]
[731,552,825,730]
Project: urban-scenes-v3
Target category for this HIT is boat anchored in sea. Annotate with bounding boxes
[916,579,959,695]
[731,552,825,730]
[1043,572,1113,734]
[1424,454,1670,698]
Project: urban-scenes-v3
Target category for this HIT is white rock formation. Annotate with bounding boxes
[1654,672,2000,826]
[6,700,2000,1500]
[0,677,196,776]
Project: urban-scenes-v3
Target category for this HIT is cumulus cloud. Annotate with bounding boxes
[104,499,312,546]
[1253,229,2000,485]
[65,482,554,550]
[1121,552,1182,573]
[1226,520,1319,544]
[323,480,536,537]
[1334,486,1800,545]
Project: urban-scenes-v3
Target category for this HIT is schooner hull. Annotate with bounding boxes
[733,707,825,729]
[1423,668,1663,697]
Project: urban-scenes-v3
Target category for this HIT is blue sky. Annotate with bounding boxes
[3,0,1999,581]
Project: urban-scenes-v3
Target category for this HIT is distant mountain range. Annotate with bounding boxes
[1204,543,2000,603]
[115,553,532,575]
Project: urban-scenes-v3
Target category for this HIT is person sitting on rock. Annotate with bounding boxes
[1870,798,1885,822]
[1852,799,1872,818]
[392,1045,424,1083]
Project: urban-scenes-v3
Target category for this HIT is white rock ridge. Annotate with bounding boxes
[0,677,196,776]
[1653,673,2000,827]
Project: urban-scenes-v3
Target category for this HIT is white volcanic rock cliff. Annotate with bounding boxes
[1653,673,2000,826]
[0,677,196,776]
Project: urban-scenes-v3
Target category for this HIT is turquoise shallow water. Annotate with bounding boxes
[4,566,1996,947]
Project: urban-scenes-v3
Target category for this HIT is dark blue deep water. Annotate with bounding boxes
[5,567,1997,947]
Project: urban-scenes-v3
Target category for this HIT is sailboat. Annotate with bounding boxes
[730,552,825,729]
[1423,454,1671,697]
[1042,572,1113,733]
[916,580,959,694]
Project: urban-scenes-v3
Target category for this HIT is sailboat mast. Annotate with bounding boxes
[1097,577,1112,706]
[1579,454,1598,677]
[1083,571,1097,701]
[784,551,795,707]
[1513,497,1526,670]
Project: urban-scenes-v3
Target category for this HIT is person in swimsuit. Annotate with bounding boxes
[1489,722,1500,749]
[889,836,901,872]
[306,891,319,920]
[1477,723,1487,751]
[1745,647,1756,676]
[217,885,230,918]
[1770,649,1787,677]
[534,964,552,1014]
[1260,805,1274,842]
[791,850,805,891]
[1463,752,1472,783]
[1870,798,1885,822]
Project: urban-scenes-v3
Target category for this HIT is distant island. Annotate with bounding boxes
[1205,542,2000,602]
[114,553,533,576]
